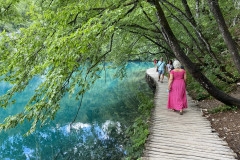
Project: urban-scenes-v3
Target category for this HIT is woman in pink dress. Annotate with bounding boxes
[167,60,187,115]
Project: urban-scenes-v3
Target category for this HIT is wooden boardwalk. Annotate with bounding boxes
[143,68,237,160]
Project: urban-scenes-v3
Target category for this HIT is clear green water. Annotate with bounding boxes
[0,62,153,160]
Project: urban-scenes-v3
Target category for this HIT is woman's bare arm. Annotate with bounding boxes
[168,73,173,90]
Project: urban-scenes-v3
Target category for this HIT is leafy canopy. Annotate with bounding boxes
[1,0,239,134]
[0,0,160,134]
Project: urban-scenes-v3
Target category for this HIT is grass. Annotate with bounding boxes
[209,105,238,114]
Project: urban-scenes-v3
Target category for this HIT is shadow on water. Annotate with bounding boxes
[0,62,154,160]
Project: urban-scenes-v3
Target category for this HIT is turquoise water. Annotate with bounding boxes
[0,62,153,159]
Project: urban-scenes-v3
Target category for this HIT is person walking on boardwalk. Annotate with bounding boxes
[166,60,173,80]
[167,60,187,115]
[157,57,166,83]
[154,59,157,67]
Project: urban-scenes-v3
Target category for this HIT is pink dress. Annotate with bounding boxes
[167,70,188,110]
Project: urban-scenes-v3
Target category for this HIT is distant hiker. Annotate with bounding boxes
[154,59,157,67]
[166,60,173,79]
[167,60,188,115]
[157,57,166,83]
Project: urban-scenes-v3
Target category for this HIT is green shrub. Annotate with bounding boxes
[125,93,154,159]
[209,105,238,113]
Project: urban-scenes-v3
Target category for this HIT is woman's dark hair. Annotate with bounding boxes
[169,60,173,65]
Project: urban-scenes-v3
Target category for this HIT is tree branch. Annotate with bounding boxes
[4,3,12,12]
[161,3,205,59]
[124,29,174,57]
[140,3,161,33]
[70,33,115,126]
[68,13,79,25]
[120,24,159,33]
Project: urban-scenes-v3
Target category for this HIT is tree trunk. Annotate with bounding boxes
[208,0,240,74]
[181,0,196,26]
[161,0,235,79]
[152,0,240,107]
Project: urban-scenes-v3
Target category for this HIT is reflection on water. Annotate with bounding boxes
[0,62,153,159]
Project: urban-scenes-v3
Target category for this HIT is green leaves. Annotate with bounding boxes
[125,93,154,159]
[1,0,239,135]
[0,0,144,134]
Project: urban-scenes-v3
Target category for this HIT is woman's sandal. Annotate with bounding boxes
[179,110,183,115]
[171,109,176,112]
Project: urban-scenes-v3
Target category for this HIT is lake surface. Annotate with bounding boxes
[0,62,154,160]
